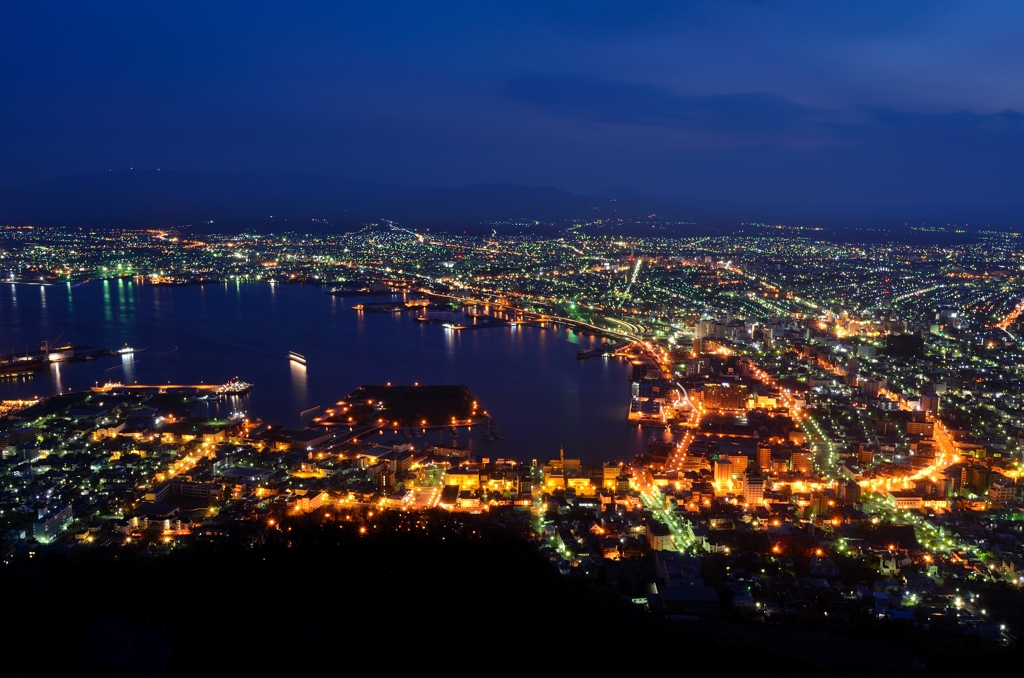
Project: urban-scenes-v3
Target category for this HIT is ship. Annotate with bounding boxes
[112,344,149,356]
[0,358,42,376]
[353,302,405,312]
[215,378,254,395]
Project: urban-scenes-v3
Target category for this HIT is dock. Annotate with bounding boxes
[415,316,544,331]
[91,380,252,395]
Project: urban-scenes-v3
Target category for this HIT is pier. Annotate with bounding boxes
[414,316,544,331]
[418,290,641,343]
[91,380,252,395]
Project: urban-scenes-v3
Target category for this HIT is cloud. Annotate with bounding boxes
[505,73,1024,152]
[505,74,862,147]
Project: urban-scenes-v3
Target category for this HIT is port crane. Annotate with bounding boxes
[40,332,66,361]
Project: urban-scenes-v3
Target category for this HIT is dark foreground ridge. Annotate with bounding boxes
[3,509,1017,675]
[2,511,758,674]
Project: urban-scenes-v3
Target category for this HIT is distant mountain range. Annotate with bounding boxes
[0,170,727,234]
[1,170,1021,237]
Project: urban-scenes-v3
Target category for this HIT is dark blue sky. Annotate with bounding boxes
[3,1,1024,206]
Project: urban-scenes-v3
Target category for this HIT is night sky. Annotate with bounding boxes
[3,2,1024,206]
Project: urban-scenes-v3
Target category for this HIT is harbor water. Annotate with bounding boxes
[0,280,673,463]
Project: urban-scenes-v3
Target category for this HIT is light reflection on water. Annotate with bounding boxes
[0,282,668,463]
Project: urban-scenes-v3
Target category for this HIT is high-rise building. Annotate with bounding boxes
[695,319,716,339]
[861,378,885,398]
[714,459,734,488]
[756,443,772,471]
[723,454,750,471]
[685,356,710,376]
[907,420,934,436]
[790,451,813,474]
[603,463,622,489]
[809,493,833,517]
[702,383,750,410]
[841,480,861,505]
[33,504,72,544]
[965,465,995,495]
[743,472,765,506]
[988,482,1016,506]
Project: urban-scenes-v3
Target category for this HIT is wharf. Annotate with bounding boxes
[415,316,543,331]
[353,302,406,312]
[0,344,103,362]
[418,290,638,344]
[0,344,113,375]
[577,340,632,359]
[91,380,253,395]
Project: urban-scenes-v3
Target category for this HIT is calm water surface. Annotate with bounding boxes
[0,281,671,462]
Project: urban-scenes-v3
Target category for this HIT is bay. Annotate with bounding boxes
[0,280,671,463]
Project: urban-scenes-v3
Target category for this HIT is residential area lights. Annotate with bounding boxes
[2,224,1024,643]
